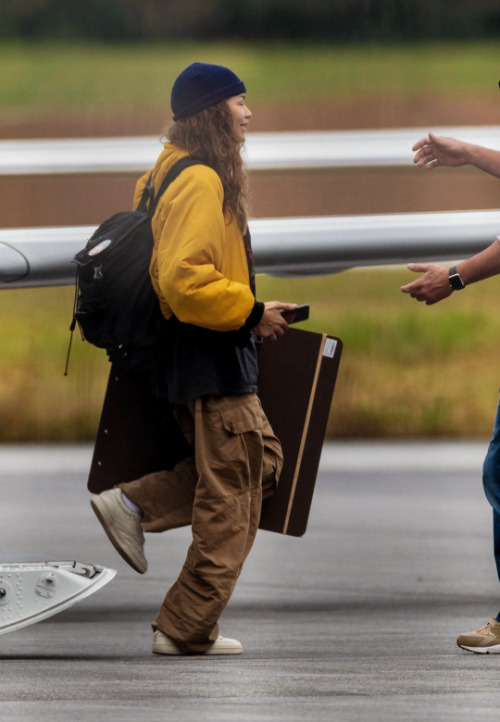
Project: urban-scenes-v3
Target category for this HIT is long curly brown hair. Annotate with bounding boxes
[166,100,250,234]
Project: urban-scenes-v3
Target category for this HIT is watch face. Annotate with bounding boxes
[449,273,465,290]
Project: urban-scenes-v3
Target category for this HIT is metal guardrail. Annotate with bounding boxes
[2,209,500,287]
[1,126,500,174]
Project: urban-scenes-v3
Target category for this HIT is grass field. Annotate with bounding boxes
[2,269,500,441]
[0,40,498,113]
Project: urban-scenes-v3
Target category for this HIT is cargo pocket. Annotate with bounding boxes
[217,394,263,438]
[197,395,265,498]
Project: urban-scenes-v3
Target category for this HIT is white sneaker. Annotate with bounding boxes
[152,629,243,656]
[90,487,147,574]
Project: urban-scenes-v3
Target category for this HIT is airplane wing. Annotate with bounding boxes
[2,129,500,288]
[0,561,116,635]
[1,126,500,174]
[1,210,500,288]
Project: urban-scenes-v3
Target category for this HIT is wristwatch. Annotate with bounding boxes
[448,266,465,291]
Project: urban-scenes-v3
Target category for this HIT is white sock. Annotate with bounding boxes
[121,492,143,516]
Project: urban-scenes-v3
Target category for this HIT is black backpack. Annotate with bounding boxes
[69,156,202,372]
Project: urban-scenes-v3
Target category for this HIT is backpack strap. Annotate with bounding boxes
[148,156,205,218]
[136,172,154,213]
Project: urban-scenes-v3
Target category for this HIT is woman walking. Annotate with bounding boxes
[91,62,296,656]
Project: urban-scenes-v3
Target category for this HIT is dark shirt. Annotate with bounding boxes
[151,320,259,404]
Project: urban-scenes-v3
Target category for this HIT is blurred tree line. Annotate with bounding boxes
[1,0,500,42]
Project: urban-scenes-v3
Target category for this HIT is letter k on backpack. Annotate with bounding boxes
[70,157,202,371]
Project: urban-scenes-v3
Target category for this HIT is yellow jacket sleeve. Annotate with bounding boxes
[152,165,255,332]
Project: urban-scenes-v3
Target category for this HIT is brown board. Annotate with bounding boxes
[87,327,342,537]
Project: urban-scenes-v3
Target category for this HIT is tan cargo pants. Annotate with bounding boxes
[119,392,283,653]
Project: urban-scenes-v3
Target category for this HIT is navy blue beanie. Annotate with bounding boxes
[171,62,246,121]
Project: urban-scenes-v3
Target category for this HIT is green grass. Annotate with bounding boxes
[0,286,108,441]
[258,269,500,439]
[0,39,498,113]
[2,270,500,441]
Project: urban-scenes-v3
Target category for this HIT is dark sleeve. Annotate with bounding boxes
[243,300,265,329]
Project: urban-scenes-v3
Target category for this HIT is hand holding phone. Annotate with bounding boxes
[280,304,310,324]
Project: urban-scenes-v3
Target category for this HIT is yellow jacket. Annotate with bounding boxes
[134,143,256,333]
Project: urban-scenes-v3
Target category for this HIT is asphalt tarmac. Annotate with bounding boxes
[1,441,500,722]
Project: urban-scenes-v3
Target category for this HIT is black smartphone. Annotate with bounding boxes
[280,304,310,324]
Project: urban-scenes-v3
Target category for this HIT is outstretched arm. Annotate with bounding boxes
[401,239,500,305]
[412,132,500,179]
